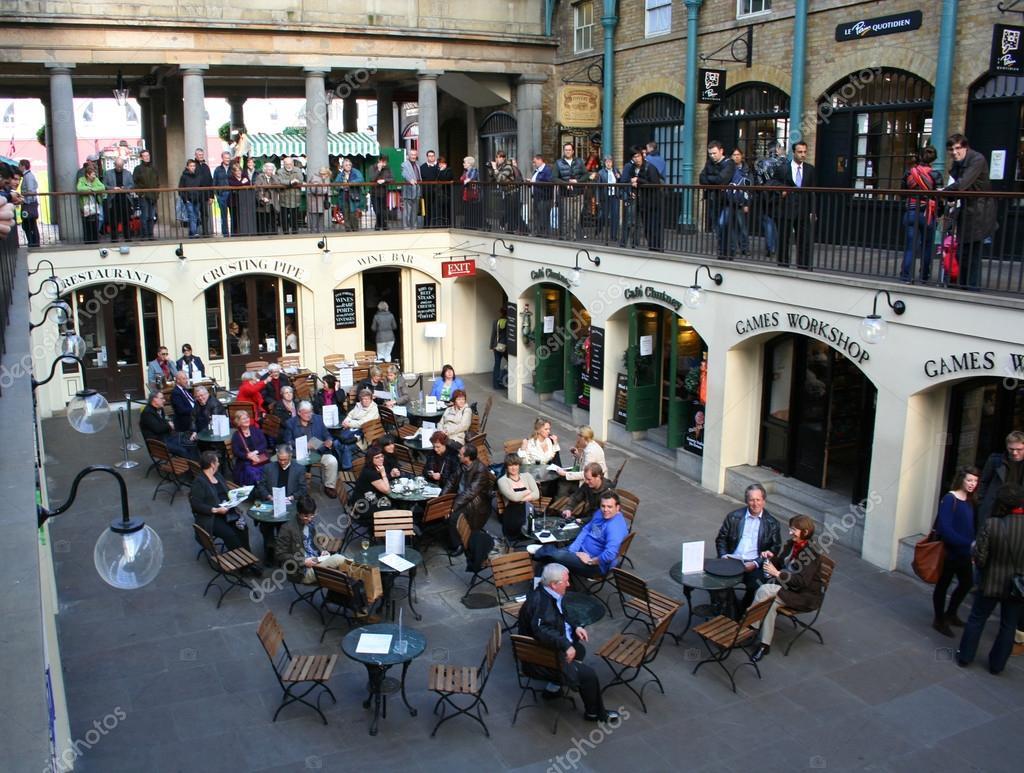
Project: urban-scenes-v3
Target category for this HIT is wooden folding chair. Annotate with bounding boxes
[261,413,283,445]
[373,509,416,542]
[257,611,338,724]
[490,551,536,633]
[572,532,636,617]
[378,404,401,434]
[354,351,376,363]
[245,360,269,372]
[145,439,190,504]
[226,400,255,427]
[503,438,524,456]
[610,458,628,488]
[391,443,422,476]
[611,568,683,644]
[456,514,494,599]
[617,488,640,530]
[510,635,577,734]
[692,598,774,692]
[477,394,494,435]
[293,374,315,402]
[279,355,301,369]
[429,622,502,737]
[192,524,260,608]
[597,607,680,713]
[361,418,385,448]
[313,564,376,642]
[419,493,455,562]
[777,555,835,655]
[468,433,490,465]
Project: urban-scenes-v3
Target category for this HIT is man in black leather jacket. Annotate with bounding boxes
[517,563,619,723]
[442,443,495,552]
[715,483,782,611]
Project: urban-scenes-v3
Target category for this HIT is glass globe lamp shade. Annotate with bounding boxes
[53,301,72,326]
[67,389,111,434]
[684,285,706,309]
[570,268,581,286]
[94,522,164,589]
[488,255,497,270]
[43,277,61,301]
[859,315,887,344]
[59,332,87,360]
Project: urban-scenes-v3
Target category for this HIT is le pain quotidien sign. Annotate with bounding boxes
[735,310,871,364]
[835,10,922,42]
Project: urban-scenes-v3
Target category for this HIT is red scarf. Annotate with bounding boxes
[789,540,808,561]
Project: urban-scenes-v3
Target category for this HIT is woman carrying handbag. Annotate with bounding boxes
[931,466,979,637]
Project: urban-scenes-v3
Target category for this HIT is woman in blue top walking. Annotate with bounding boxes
[932,466,979,637]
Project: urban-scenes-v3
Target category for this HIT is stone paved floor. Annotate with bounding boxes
[43,373,1022,773]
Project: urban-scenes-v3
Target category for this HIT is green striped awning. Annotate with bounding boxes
[247,131,379,158]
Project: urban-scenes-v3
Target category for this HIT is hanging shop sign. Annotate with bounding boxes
[613,372,628,424]
[733,310,869,364]
[333,288,357,329]
[698,69,727,103]
[506,302,518,357]
[991,24,1024,75]
[415,283,437,322]
[557,85,601,128]
[586,325,605,387]
[441,259,476,278]
[835,10,922,42]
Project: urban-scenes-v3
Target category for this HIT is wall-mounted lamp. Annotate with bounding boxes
[59,329,87,360]
[119,245,131,255]
[113,69,129,107]
[32,355,111,434]
[860,290,906,344]
[684,265,724,309]
[571,248,601,286]
[175,243,185,259]
[99,248,109,258]
[489,238,514,269]
[30,300,72,331]
[521,302,534,346]
[317,235,332,264]
[29,275,61,301]
[28,258,56,277]
[39,465,163,589]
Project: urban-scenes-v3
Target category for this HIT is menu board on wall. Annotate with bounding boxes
[613,372,628,424]
[587,326,604,386]
[415,283,437,322]
[505,303,517,357]
[333,288,356,329]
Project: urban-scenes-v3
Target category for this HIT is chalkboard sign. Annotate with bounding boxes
[415,283,437,322]
[588,325,604,386]
[613,372,628,424]
[506,302,517,357]
[333,288,356,329]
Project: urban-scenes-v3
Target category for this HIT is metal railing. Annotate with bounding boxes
[0,225,19,389]
[21,180,1024,296]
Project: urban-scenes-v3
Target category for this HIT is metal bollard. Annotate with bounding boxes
[115,407,140,469]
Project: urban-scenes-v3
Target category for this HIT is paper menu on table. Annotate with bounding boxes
[424,396,437,412]
[546,464,563,471]
[321,404,339,427]
[681,540,704,574]
[385,529,405,556]
[421,420,437,431]
[211,414,230,436]
[355,633,393,654]
[422,486,442,498]
[373,390,392,400]
[294,435,309,460]
[272,486,288,517]
[392,405,408,417]
[379,553,415,572]
[337,366,354,388]
[536,532,559,544]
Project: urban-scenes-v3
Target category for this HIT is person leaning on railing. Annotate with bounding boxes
[133,150,159,239]
[76,163,106,244]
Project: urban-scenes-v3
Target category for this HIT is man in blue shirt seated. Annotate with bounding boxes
[532,491,629,579]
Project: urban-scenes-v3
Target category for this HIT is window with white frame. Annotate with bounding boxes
[738,0,772,17]
[646,0,672,37]
[574,1,594,53]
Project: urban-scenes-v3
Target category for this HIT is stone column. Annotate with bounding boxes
[181,65,209,159]
[227,95,247,132]
[516,73,547,172]
[304,67,330,175]
[376,86,395,147]
[46,64,81,240]
[136,94,153,154]
[417,70,442,155]
[343,96,359,133]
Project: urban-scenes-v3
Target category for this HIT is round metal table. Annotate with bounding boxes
[669,560,745,635]
[345,544,424,622]
[341,623,426,736]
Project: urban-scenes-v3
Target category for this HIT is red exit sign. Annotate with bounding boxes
[441,260,476,278]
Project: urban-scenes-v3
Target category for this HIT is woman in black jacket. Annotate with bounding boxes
[189,451,254,556]
[422,430,460,490]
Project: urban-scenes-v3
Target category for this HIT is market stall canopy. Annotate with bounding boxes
[248,131,380,158]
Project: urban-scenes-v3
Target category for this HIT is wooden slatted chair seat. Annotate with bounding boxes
[245,360,269,372]
[596,610,678,713]
[313,565,377,641]
[692,598,774,692]
[193,524,260,608]
[146,439,190,503]
[373,509,416,540]
[257,611,338,724]
[490,551,535,633]
[510,634,577,734]
[428,622,501,737]
[477,395,494,435]
[775,555,835,655]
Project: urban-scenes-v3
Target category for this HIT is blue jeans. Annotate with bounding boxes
[139,197,156,238]
[715,208,729,254]
[762,214,778,255]
[902,209,935,281]
[957,592,1023,673]
[600,196,620,241]
[492,350,506,389]
[218,195,231,236]
[185,201,200,237]
[728,206,749,255]
[532,545,604,579]
[336,429,360,470]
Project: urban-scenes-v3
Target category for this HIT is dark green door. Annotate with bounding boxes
[563,294,578,406]
[667,314,686,447]
[533,285,564,394]
[626,305,661,431]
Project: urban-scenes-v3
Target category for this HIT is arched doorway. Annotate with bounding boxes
[204,275,302,382]
[525,284,590,408]
[479,111,517,171]
[759,334,877,502]
[452,271,508,386]
[623,93,684,182]
[941,376,1024,485]
[62,283,162,397]
[707,82,790,162]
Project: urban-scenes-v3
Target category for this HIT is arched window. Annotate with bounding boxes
[708,82,790,162]
[479,111,517,168]
[2,104,14,125]
[623,93,684,182]
[82,101,95,123]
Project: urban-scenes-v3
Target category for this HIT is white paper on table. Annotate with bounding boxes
[424,395,437,412]
[211,414,230,436]
[322,404,340,427]
[385,529,406,556]
[682,540,705,574]
[546,463,563,472]
[543,315,555,334]
[639,335,654,357]
[379,553,415,572]
[537,531,559,544]
[421,420,437,431]
[265,338,277,353]
[272,486,288,517]
[294,435,309,460]
[307,436,324,451]
[373,390,392,400]
[337,366,354,388]
[392,405,408,417]
[422,486,442,498]
[228,485,253,504]
[355,633,393,654]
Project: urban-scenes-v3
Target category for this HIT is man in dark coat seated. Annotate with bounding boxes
[517,562,619,723]
[170,371,197,432]
[140,390,199,461]
[191,385,226,437]
[253,444,309,565]
[442,443,495,566]
[715,482,782,612]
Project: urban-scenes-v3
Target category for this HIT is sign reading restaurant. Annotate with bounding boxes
[835,10,922,42]
[58,266,169,294]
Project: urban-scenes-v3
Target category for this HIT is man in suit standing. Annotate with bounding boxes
[101,157,134,242]
[400,148,421,229]
[419,149,440,227]
[957,484,1024,674]
[773,141,816,269]
[715,483,782,612]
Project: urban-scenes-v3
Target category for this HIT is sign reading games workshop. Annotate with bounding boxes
[735,311,869,364]
[835,10,922,42]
